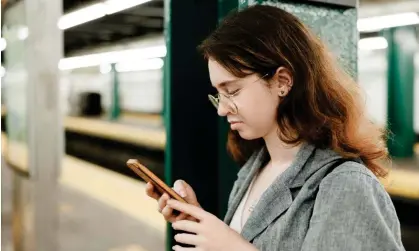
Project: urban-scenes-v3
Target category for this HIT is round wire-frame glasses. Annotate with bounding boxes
[208,73,270,115]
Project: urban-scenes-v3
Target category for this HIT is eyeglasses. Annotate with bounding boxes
[208,73,270,115]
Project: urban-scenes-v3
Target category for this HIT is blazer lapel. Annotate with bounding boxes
[240,143,316,242]
[241,180,293,242]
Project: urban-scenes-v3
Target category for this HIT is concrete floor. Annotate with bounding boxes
[1,158,165,251]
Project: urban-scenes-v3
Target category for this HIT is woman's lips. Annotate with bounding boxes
[229,121,242,129]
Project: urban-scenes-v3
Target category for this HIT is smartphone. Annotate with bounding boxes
[126,159,187,203]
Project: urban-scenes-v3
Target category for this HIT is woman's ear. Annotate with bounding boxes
[273,67,293,97]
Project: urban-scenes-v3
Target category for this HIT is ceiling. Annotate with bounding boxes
[1,0,418,58]
[62,0,164,55]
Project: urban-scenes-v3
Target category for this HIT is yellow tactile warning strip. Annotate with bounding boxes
[120,112,162,124]
[1,133,167,236]
[1,105,7,117]
[64,116,165,150]
[2,133,419,205]
[108,245,150,251]
[381,168,419,200]
[61,156,167,234]
[380,159,419,200]
[5,140,28,173]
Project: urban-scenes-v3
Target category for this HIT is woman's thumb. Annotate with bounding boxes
[173,180,199,205]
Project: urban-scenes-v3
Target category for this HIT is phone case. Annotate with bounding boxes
[126,159,187,203]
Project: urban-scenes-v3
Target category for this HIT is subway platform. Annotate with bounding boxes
[1,156,166,251]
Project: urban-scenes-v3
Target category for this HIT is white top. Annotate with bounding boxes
[229,176,258,233]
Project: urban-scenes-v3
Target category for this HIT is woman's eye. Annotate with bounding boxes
[228,89,240,95]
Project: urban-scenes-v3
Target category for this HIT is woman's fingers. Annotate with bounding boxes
[172,220,201,234]
[174,233,203,246]
[145,182,160,200]
[167,199,207,220]
[158,193,170,213]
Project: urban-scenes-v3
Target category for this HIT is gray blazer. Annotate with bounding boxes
[224,143,405,251]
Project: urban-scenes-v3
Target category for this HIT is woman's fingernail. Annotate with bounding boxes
[172,245,177,250]
[180,190,187,197]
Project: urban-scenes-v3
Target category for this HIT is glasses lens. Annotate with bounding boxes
[208,95,219,109]
[224,96,237,114]
[208,94,238,114]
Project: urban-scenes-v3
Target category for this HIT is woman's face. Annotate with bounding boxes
[208,59,282,140]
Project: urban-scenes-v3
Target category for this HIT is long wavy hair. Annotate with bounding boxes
[198,5,389,177]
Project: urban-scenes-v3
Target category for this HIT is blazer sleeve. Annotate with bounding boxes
[301,168,405,251]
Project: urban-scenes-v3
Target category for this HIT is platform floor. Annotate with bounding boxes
[1,157,166,251]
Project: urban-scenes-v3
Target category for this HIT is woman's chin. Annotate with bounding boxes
[236,129,260,140]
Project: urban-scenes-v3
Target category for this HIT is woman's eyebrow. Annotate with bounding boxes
[215,79,240,89]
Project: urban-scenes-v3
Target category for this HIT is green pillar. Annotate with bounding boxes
[109,63,121,120]
[385,27,416,158]
[164,0,219,250]
[162,57,167,118]
[216,0,241,218]
[218,0,237,20]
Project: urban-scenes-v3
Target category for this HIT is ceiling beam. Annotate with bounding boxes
[307,0,356,7]
[129,6,163,17]
[359,1,419,18]
[121,15,163,28]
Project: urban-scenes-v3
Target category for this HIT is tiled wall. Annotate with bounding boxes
[245,0,358,77]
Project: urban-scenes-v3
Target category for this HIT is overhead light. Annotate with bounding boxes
[0,66,5,78]
[59,45,166,70]
[116,58,164,72]
[358,12,419,32]
[17,27,29,40]
[105,0,152,15]
[100,64,112,74]
[58,3,106,30]
[358,37,388,51]
[58,0,153,30]
[0,38,7,51]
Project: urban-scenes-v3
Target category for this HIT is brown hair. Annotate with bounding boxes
[199,5,389,177]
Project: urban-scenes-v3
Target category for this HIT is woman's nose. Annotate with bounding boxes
[217,103,229,117]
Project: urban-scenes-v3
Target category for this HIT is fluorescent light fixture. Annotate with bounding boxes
[115,58,164,72]
[58,3,106,30]
[0,66,5,78]
[0,38,7,51]
[59,45,166,70]
[17,27,29,40]
[358,37,388,51]
[358,12,419,32]
[100,64,112,74]
[105,0,152,15]
[58,0,153,30]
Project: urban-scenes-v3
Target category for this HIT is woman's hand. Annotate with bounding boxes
[167,199,258,251]
[145,179,200,223]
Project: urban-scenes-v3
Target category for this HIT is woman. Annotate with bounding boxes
[146,5,405,251]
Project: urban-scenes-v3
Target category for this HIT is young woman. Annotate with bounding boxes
[146,5,405,251]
